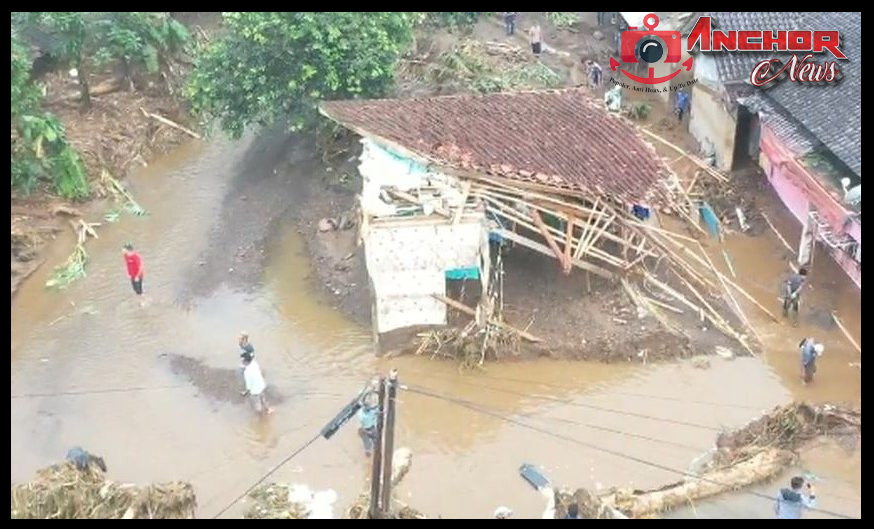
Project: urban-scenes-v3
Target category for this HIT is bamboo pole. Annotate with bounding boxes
[722,249,737,278]
[831,312,861,354]
[656,232,780,322]
[639,128,729,182]
[697,242,762,347]
[760,212,796,254]
[485,199,626,268]
[139,107,201,139]
[494,228,614,279]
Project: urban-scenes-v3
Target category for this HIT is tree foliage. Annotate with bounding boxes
[11,31,88,198]
[186,12,417,138]
[18,12,190,104]
[424,12,484,29]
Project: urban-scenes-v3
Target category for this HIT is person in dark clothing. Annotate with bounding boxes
[675,89,690,123]
[503,12,517,36]
[775,476,816,519]
[782,267,809,322]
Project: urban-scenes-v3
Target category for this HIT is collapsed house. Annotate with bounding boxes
[320,87,773,357]
[682,11,861,288]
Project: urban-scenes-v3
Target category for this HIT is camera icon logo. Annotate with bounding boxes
[609,13,694,85]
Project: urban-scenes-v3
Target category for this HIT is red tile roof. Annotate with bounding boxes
[320,88,668,201]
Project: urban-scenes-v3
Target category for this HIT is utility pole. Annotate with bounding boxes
[368,377,386,519]
[380,369,399,513]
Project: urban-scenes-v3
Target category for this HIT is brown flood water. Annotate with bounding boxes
[10,134,860,519]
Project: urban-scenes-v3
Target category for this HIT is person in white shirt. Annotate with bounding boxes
[241,352,273,415]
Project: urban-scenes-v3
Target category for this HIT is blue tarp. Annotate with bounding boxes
[698,202,720,237]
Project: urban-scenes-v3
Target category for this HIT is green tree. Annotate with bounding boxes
[11,32,41,120]
[187,12,416,138]
[11,32,89,198]
[18,12,190,104]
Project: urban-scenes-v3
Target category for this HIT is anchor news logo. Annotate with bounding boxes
[609,13,848,87]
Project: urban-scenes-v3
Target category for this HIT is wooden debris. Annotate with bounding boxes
[431,294,542,343]
[639,128,728,182]
[697,242,761,348]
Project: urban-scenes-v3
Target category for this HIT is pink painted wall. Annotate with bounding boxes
[759,124,861,288]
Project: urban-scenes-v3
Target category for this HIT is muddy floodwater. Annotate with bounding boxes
[10,132,861,519]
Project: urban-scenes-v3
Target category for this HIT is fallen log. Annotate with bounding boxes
[603,448,797,518]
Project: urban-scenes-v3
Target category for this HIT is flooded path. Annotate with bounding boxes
[10,132,860,519]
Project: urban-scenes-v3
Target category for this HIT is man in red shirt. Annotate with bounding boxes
[122,243,144,296]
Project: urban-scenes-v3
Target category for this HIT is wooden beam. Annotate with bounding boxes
[453,181,472,226]
[494,228,615,280]
[532,210,571,274]
[431,294,542,343]
[564,215,576,265]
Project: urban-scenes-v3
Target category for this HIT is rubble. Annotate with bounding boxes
[11,462,196,519]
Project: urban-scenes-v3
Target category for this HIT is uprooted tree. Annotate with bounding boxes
[186,12,417,138]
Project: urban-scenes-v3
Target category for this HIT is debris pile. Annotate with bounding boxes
[11,462,196,519]
[245,484,334,519]
[558,402,860,519]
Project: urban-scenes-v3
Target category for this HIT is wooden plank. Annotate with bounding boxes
[494,228,614,280]
[431,294,542,343]
[831,312,861,354]
[453,181,472,226]
[532,210,571,273]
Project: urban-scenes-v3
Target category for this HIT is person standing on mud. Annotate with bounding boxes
[798,337,823,384]
[503,12,517,36]
[241,352,273,415]
[775,476,816,518]
[782,267,809,324]
[122,243,144,300]
[356,393,379,457]
[529,24,543,57]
